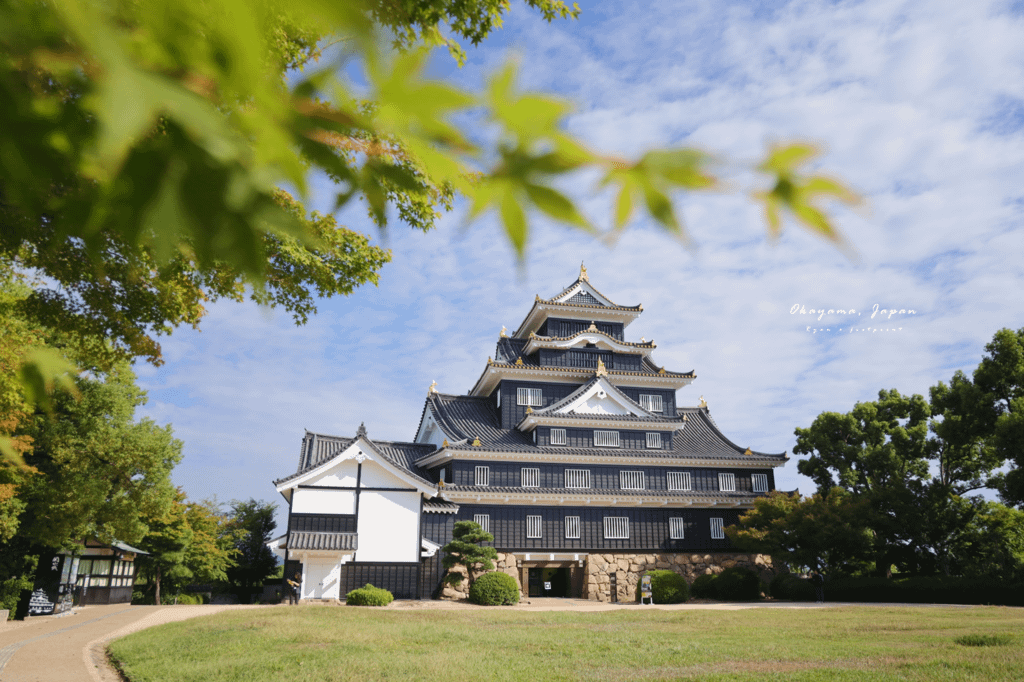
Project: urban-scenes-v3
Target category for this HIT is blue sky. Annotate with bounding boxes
[134,0,1024,526]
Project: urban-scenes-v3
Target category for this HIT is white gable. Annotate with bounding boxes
[556,377,648,417]
[276,437,435,496]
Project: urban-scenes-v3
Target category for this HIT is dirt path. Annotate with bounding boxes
[0,604,265,682]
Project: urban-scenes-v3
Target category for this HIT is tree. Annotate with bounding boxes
[725,490,873,576]
[137,490,193,606]
[1,0,858,440]
[225,499,278,597]
[441,520,497,589]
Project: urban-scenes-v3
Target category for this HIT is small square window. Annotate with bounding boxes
[522,467,540,488]
[619,471,645,490]
[526,515,542,539]
[475,466,490,487]
[710,517,725,540]
[752,473,769,493]
[565,516,580,539]
[718,473,736,492]
[604,517,629,539]
[473,514,490,534]
[667,471,692,491]
[670,517,685,540]
[517,387,543,406]
[645,432,662,449]
[594,430,620,447]
[550,428,567,445]
[639,394,664,412]
[565,469,591,489]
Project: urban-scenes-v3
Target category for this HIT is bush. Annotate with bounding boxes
[770,573,815,601]
[823,576,1024,606]
[690,573,718,599]
[715,567,761,601]
[640,570,689,604]
[346,584,394,606]
[469,571,519,605]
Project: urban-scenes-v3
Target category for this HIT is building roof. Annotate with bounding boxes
[418,391,786,463]
[274,431,436,487]
[286,531,358,551]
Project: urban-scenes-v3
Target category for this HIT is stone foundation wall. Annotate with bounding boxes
[584,553,776,603]
[439,552,523,600]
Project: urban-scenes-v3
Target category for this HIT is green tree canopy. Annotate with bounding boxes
[225,499,278,593]
[441,520,497,588]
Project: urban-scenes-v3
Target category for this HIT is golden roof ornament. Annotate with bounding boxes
[744,447,753,456]
[428,380,438,394]
[580,262,589,282]
[487,356,493,364]
[699,395,707,408]
[525,407,533,414]
[500,326,507,338]
[658,367,666,374]
[587,322,599,332]
[515,356,524,366]
[442,439,449,447]
[641,337,645,343]
[595,358,608,377]
[472,437,481,447]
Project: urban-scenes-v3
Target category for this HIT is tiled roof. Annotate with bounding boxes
[274,432,436,487]
[423,499,460,514]
[528,376,678,422]
[422,392,785,461]
[287,531,357,551]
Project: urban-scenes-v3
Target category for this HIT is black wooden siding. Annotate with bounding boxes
[616,387,676,416]
[288,513,357,533]
[339,562,420,600]
[450,461,775,493]
[540,318,624,340]
[499,380,580,427]
[535,426,672,450]
[538,348,642,372]
[453,505,743,552]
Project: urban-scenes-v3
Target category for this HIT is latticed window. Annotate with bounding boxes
[619,470,645,490]
[526,515,542,539]
[565,469,591,489]
[473,514,490,534]
[718,473,736,492]
[521,467,540,488]
[604,516,629,539]
[710,517,725,540]
[475,466,490,487]
[667,471,692,491]
[517,387,543,406]
[565,516,581,539]
[646,432,662,449]
[670,517,685,539]
[594,430,620,447]
[639,394,664,412]
[752,473,769,493]
[550,428,567,445]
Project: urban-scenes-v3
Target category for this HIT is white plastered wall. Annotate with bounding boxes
[356,490,420,562]
[291,488,355,514]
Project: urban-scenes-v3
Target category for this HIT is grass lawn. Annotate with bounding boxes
[108,604,1024,681]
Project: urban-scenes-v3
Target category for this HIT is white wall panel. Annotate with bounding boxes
[359,460,412,489]
[310,459,359,487]
[291,488,355,514]
[356,491,420,562]
[302,558,340,599]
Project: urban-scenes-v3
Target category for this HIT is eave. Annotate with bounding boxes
[517,413,686,433]
[522,329,656,357]
[469,362,695,397]
[514,300,643,339]
[439,489,759,509]
[415,446,788,469]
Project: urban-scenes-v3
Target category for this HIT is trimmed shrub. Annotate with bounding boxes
[715,567,761,601]
[469,571,520,605]
[640,570,689,604]
[690,573,718,599]
[823,576,1024,606]
[346,584,394,606]
[770,573,815,601]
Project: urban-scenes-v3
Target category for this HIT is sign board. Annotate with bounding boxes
[640,574,652,597]
[544,582,552,590]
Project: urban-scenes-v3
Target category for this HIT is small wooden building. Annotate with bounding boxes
[27,540,146,616]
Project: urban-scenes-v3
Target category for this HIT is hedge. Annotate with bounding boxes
[715,567,761,601]
[639,570,689,604]
[690,573,718,599]
[823,576,1024,606]
[469,571,519,605]
[346,584,394,606]
[770,573,815,601]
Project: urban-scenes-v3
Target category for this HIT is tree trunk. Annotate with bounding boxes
[154,566,162,606]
